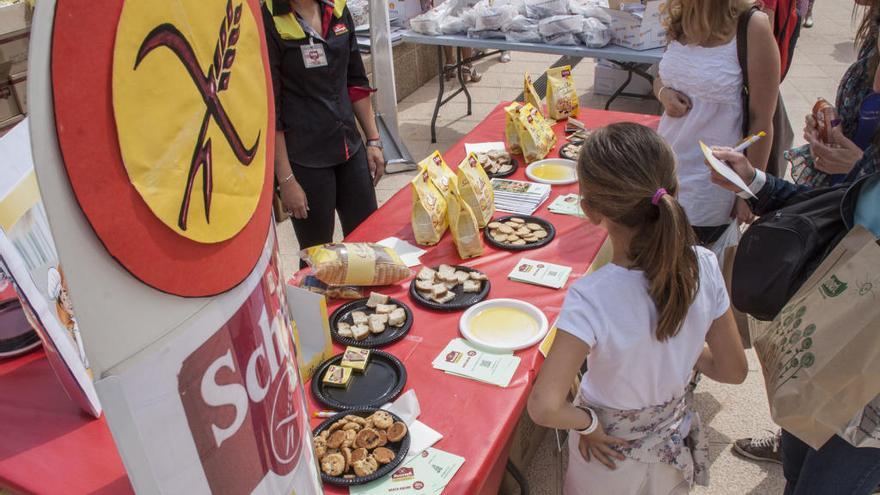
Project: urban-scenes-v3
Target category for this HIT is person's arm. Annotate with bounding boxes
[695,308,748,384]
[528,330,627,469]
[345,9,385,185]
[744,10,779,173]
[653,74,691,118]
[528,330,593,430]
[709,148,815,215]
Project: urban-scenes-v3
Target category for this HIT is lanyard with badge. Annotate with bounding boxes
[297,12,329,69]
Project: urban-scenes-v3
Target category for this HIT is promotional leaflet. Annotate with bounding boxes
[509,258,573,289]
[432,338,520,387]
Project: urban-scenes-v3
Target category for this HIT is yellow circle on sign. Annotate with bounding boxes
[112,0,268,243]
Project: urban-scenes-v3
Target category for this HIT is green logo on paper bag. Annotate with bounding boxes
[820,275,848,298]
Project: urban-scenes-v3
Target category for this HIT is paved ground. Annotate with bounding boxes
[275,0,858,493]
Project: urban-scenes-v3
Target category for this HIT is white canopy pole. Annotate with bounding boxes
[369,0,416,172]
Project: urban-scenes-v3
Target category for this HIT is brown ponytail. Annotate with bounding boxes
[577,123,699,341]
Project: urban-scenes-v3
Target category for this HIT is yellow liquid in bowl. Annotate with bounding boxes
[531,163,575,181]
[469,307,539,345]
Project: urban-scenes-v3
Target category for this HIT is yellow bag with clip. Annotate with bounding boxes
[517,103,557,163]
[456,152,495,228]
[547,65,579,120]
[447,183,484,259]
[411,166,448,245]
[419,150,457,198]
[524,72,544,116]
[504,102,524,155]
[301,243,411,286]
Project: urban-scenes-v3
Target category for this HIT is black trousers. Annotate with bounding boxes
[289,145,378,254]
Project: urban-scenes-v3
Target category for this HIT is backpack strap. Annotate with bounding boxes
[737,6,759,138]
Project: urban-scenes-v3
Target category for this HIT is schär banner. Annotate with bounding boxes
[28,0,322,492]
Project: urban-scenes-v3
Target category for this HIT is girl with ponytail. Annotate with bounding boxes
[528,123,747,494]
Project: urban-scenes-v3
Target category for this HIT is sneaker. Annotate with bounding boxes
[732,431,782,464]
[803,15,814,28]
[499,51,511,63]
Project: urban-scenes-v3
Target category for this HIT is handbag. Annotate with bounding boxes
[785,144,835,188]
[732,184,848,320]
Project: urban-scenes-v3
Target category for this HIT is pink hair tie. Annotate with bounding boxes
[651,188,668,205]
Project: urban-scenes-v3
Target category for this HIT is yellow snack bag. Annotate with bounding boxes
[456,153,495,228]
[547,65,579,120]
[419,150,457,197]
[446,185,484,259]
[524,72,543,117]
[517,103,557,163]
[301,243,412,286]
[504,102,523,155]
[410,168,448,245]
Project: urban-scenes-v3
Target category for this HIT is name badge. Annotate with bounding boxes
[300,42,328,69]
[333,24,348,36]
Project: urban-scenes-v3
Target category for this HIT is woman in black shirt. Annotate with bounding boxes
[264,0,384,251]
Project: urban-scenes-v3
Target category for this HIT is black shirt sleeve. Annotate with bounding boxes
[344,8,371,89]
[262,6,285,131]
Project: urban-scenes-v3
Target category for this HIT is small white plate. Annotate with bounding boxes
[525,158,578,185]
[459,299,549,353]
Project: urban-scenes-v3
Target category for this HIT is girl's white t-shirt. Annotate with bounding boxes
[557,247,729,411]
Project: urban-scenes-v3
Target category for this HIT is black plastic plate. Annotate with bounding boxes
[311,350,407,410]
[329,297,413,348]
[312,408,411,486]
[483,215,556,251]
[408,265,490,311]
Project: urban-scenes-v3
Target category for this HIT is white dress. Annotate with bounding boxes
[658,38,743,228]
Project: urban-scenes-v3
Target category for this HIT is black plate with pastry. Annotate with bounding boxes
[484,215,556,251]
[312,408,411,486]
[330,293,413,348]
[558,141,582,161]
[473,150,519,179]
[312,349,407,411]
[408,264,490,311]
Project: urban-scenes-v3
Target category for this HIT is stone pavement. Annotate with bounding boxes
[274,0,860,493]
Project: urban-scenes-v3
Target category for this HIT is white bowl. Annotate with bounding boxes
[459,298,549,353]
[525,158,578,185]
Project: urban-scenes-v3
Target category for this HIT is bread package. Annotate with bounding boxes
[505,102,524,155]
[547,65,579,120]
[456,153,495,228]
[301,243,411,286]
[411,168,448,245]
[517,103,557,163]
[419,151,457,198]
[447,185,485,259]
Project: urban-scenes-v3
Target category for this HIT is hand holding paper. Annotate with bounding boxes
[700,142,757,198]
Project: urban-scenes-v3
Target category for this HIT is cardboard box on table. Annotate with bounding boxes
[601,0,667,51]
[28,0,322,493]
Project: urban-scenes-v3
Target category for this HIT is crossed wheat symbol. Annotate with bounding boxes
[134,0,260,231]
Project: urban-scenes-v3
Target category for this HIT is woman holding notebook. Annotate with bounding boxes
[653,0,780,264]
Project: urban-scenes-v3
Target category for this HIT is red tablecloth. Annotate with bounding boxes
[0,350,132,495]
[0,105,657,495]
[311,104,660,495]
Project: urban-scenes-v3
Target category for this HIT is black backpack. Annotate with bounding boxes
[730,172,880,321]
[732,185,848,321]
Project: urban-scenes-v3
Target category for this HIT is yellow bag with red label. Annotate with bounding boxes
[517,103,557,163]
[547,65,579,120]
[456,153,495,228]
[447,184,484,259]
[504,102,524,155]
[411,166,448,246]
[524,72,543,116]
[419,150,457,199]
[301,243,411,286]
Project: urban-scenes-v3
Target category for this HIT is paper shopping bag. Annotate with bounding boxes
[753,226,880,449]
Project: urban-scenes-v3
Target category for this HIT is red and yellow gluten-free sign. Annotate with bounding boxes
[52,0,274,296]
